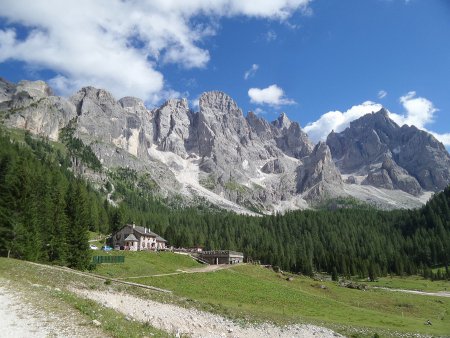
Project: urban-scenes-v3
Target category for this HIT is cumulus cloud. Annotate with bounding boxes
[244,64,259,80]
[388,91,437,129]
[430,132,450,146]
[253,107,267,115]
[0,0,311,104]
[304,91,450,147]
[248,84,295,106]
[304,101,383,143]
[378,90,387,99]
[388,91,450,146]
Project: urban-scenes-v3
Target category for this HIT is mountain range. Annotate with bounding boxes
[1,78,449,213]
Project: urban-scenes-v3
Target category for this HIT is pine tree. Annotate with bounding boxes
[65,181,90,270]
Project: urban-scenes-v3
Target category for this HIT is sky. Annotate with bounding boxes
[0,0,449,147]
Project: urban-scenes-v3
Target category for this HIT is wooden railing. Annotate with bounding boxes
[92,255,125,264]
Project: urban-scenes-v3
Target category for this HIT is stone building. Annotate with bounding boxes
[111,224,167,251]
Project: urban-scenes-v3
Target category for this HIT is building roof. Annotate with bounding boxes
[114,224,167,243]
[118,224,158,237]
[124,233,138,241]
[133,224,158,237]
[200,250,244,257]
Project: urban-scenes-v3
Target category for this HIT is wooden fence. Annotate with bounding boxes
[92,255,125,264]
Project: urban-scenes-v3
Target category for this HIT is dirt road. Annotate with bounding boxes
[0,281,106,338]
[73,288,343,338]
[375,286,450,298]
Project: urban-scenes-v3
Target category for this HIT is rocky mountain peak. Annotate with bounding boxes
[0,77,16,103]
[73,86,116,103]
[296,141,343,200]
[327,108,450,192]
[15,80,53,99]
[161,97,189,112]
[2,76,449,212]
[199,91,240,116]
[349,108,399,133]
[153,97,192,156]
[119,96,146,110]
[272,112,292,130]
[246,111,273,141]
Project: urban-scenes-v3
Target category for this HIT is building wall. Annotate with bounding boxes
[139,235,157,250]
[156,241,166,250]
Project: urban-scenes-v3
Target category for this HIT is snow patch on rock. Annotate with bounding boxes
[147,145,257,215]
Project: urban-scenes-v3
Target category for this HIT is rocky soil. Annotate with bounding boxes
[0,280,107,338]
[73,288,343,338]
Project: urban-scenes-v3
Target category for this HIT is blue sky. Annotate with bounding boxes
[0,0,449,145]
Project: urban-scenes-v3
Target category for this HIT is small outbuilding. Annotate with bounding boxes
[199,250,244,265]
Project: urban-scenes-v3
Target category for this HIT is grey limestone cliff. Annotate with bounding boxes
[327,109,450,192]
[2,78,448,213]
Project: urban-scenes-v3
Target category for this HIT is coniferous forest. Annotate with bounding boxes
[0,129,449,279]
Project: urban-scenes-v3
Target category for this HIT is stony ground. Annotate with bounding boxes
[0,281,107,338]
[73,288,343,338]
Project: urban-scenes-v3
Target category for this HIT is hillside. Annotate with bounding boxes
[1,255,450,337]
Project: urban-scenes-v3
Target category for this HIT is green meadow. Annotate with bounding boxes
[130,263,450,337]
[93,251,201,278]
[2,252,450,337]
[91,250,450,337]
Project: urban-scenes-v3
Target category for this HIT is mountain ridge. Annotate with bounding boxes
[1,77,448,213]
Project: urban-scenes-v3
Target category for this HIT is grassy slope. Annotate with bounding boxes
[131,264,450,337]
[93,251,450,336]
[94,251,201,278]
[2,251,450,337]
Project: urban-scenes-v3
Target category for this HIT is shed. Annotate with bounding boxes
[199,250,244,265]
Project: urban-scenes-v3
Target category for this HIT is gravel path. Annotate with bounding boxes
[0,283,107,338]
[73,288,343,338]
[374,286,450,298]
[119,263,233,280]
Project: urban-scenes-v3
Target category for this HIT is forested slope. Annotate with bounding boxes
[0,130,111,269]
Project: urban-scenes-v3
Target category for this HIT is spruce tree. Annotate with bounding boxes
[65,181,90,270]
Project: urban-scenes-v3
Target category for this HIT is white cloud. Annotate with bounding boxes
[248,84,295,106]
[388,91,437,129]
[304,91,450,147]
[0,0,311,104]
[253,107,266,115]
[387,91,450,146]
[244,64,259,80]
[430,132,450,146]
[378,90,387,99]
[304,101,383,143]
[191,96,200,110]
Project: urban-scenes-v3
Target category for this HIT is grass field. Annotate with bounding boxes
[2,252,450,337]
[129,264,450,337]
[89,250,450,336]
[373,275,450,293]
[93,251,201,278]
